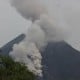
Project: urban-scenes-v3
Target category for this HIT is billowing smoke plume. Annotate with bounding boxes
[11,0,48,22]
[10,42,42,76]
[10,0,68,76]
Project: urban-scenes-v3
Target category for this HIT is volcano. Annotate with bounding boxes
[41,42,80,80]
[1,34,80,80]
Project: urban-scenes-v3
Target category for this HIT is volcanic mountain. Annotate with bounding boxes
[41,42,80,80]
[1,34,80,80]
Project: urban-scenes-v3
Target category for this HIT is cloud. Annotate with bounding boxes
[10,0,68,76]
[11,0,47,22]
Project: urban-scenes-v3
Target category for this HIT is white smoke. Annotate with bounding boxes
[10,0,68,76]
[10,42,42,76]
[11,0,48,22]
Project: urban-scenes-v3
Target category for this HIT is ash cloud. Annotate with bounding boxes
[11,0,48,22]
[10,0,68,76]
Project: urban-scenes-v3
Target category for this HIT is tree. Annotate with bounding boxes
[0,55,35,80]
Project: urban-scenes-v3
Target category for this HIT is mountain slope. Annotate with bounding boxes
[41,42,80,80]
[1,35,80,80]
[0,34,25,55]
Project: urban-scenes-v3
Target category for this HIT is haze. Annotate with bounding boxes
[0,0,80,51]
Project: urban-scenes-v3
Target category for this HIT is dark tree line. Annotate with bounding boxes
[0,55,35,80]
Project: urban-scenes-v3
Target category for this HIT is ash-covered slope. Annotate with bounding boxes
[41,42,80,80]
[0,34,25,55]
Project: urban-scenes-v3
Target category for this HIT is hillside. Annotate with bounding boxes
[41,42,80,80]
[1,35,80,80]
[0,55,35,80]
[0,34,25,55]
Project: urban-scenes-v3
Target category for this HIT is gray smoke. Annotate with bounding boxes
[11,0,48,22]
[10,42,42,76]
[10,0,68,76]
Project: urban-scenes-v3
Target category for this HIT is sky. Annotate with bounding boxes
[59,0,80,51]
[0,0,30,47]
[0,0,80,51]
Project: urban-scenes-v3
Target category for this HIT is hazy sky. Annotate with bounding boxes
[0,0,31,47]
[0,0,80,51]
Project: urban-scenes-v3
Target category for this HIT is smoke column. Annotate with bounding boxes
[10,0,68,77]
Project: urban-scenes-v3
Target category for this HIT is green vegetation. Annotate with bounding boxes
[0,55,35,80]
